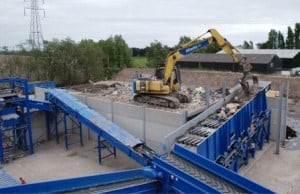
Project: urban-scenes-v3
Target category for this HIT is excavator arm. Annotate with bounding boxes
[163,29,255,95]
[133,28,255,109]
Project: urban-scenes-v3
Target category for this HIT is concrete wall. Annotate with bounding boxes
[31,111,47,143]
[267,96,287,142]
[30,87,285,153]
[72,93,186,152]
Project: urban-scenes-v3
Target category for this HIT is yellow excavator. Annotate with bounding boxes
[133,29,255,108]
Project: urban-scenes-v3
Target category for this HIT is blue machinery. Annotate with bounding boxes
[0,78,33,163]
[0,78,274,193]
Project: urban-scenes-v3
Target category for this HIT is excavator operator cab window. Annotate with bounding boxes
[154,64,164,80]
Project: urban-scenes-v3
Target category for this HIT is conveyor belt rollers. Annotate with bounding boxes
[164,154,245,193]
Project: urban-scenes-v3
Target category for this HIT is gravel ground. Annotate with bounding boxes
[68,80,222,113]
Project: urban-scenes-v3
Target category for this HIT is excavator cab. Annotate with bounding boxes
[154,63,182,91]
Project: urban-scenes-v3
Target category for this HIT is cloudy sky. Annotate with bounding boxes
[1,0,299,48]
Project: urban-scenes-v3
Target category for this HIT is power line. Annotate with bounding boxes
[24,0,45,50]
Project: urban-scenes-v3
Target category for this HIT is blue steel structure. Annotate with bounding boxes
[197,89,271,171]
[27,81,55,94]
[0,78,34,163]
[45,89,151,165]
[0,78,274,193]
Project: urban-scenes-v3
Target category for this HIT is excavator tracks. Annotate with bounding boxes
[134,94,180,108]
[163,153,245,193]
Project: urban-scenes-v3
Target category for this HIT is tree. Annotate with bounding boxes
[257,29,283,49]
[175,36,192,49]
[286,26,295,49]
[132,47,146,57]
[277,31,285,49]
[241,41,254,49]
[114,35,132,68]
[295,23,300,49]
[98,35,132,75]
[145,40,169,67]
[78,39,105,82]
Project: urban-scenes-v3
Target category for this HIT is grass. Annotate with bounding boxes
[132,57,148,68]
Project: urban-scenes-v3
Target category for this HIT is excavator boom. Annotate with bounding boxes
[133,29,256,108]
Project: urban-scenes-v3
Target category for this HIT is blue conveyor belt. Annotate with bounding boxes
[46,89,148,165]
[47,89,142,148]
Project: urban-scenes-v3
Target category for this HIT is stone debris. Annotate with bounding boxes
[266,90,279,97]
[226,103,241,115]
[69,81,222,113]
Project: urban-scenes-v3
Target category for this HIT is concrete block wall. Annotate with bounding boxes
[22,88,185,153]
[72,93,186,152]
[267,96,287,142]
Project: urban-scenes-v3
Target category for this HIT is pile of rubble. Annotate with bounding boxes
[69,81,223,112]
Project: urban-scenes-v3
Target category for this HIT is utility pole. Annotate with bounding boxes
[24,0,45,50]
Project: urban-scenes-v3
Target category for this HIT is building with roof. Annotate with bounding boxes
[177,53,282,74]
[218,49,300,69]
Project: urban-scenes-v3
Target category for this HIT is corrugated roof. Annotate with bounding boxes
[217,49,300,58]
[179,53,277,64]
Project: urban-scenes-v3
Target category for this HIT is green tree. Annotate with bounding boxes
[295,23,300,49]
[132,47,146,57]
[37,38,79,85]
[41,39,63,81]
[241,41,254,49]
[286,26,295,49]
[78,39,105,82]
[114,35,132,68]
[257,29,279,49]
[277,31,285,49]
[176,36,192,48]
[98,35,132,78]
[145,40,169,67]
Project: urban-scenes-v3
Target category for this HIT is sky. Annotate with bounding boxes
[0,0,299,49]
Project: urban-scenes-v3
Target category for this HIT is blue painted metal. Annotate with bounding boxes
[28,99,53,111]
[54,113,59,144]
[104,180,161,193]
[98,135,117,164]
[62,113,83,150]
[63,112,69,150]
[27,81,55,94]
[197,88,271,171]
[152,155,221,193]
[0,168,158,193]
[132,79,137,93]
[0,78,34,162]
[0,78,275,193]
[45,111,51,140]
[179,39,210,55]
[0,169,20,188]
[46,89,148,166]
[173,144,274,193]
